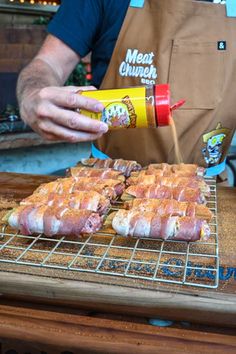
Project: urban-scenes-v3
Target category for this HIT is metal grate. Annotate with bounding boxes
[0,177,219,289]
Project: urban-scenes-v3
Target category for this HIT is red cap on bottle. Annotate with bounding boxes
[154,84,186,126]
[154,84,171,126]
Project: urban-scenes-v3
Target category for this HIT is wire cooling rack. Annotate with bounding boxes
[0,177,219,289]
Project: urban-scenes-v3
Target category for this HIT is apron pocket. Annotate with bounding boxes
[169,39,225,109]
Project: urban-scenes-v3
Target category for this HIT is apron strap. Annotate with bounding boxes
[130,0,145,8]
[205,159,226,177]
[91,143,109,159]
[226,0,236,17]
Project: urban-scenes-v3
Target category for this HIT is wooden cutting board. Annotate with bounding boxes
[0,172,235,327]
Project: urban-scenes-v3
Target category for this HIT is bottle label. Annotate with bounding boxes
[80,87,148,129]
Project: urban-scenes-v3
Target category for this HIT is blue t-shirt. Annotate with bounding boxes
[48,0,214,88]
[48,0,130,88]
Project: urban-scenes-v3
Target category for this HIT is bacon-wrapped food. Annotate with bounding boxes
[80,158,141,177]
[124,198,212,222]
[146,163,205,176]
[127,175,210,196]
[112,210,210,241]
[69,167,125,181]
[21,190,110,215]
[122,185,207,204]
[8,205,102,237]
[34,177,125,200]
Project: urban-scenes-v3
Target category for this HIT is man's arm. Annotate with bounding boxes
[17,34,108,142]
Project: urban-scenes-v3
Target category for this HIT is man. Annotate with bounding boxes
[17,0,235,171]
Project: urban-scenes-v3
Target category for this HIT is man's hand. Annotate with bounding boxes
[17,34,108,143]
[20,85,108,142]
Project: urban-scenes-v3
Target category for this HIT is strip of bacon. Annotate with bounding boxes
[34,177,125,200]
[69,167,124,181]
[80,158,141,177]
[147,163,205,176]
[112,210,210,242]
[80,158,111,168]
[33,178,74,195]
[72,178,125,199]
[131,168,203,178]
[123,185,206,204]
[127,175,210,196]
[21,190,110,215]
[124,198,212,222]
[8,205,102,237]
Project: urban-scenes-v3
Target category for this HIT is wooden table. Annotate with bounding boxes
[0,172,235,353]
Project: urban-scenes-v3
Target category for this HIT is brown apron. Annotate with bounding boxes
[96,0,235,170]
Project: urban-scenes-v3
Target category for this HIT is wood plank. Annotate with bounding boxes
[0,172,56,201]
[0,302,236,354]
[217,187,236,265]
[0,270,236,327]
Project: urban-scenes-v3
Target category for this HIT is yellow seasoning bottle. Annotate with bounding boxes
[79,84,185,129]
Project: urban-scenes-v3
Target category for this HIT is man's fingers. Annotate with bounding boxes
[38,86,104,111]
[37,119,105,142]
[43,105,108,133]
[19,84,109,144]
[62,85,97,92]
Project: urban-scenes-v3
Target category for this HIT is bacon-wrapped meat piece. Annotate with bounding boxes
[125,198,212,222]
[8,205,102,237]
[131,168,203,178]
[21,190,110,215]
[80,158,142,177]
[122,185,206,204]
[69,167,124,181]
[34,177,125,200]
[34,178,75,195]
[127,175,210,196]
[146,163,205,176]
[112,210,210,242]
[72,178,125,199]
